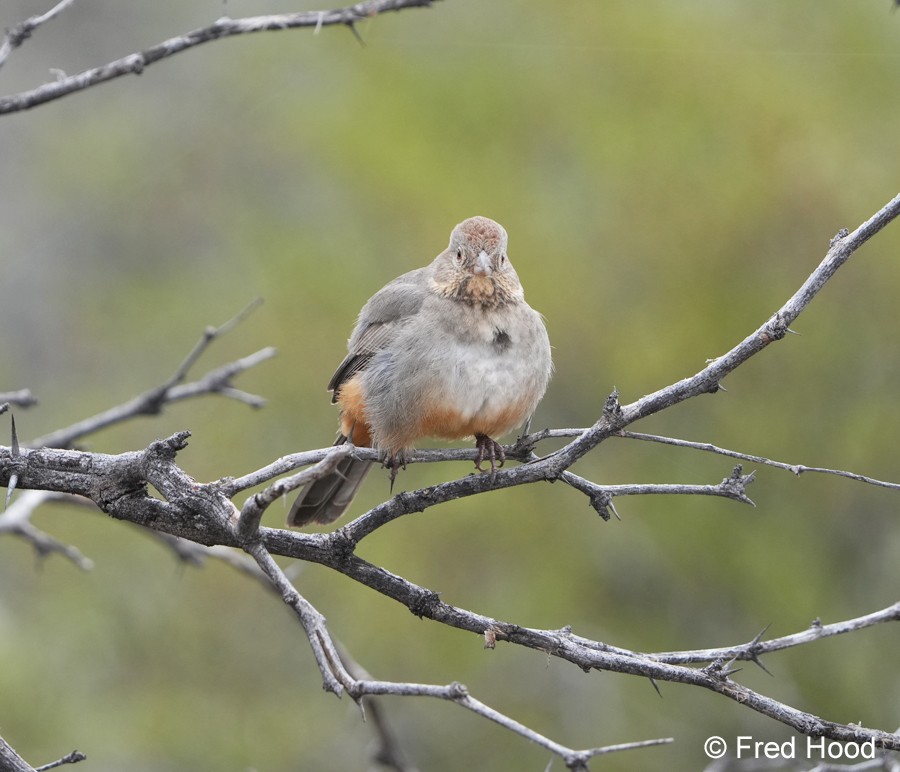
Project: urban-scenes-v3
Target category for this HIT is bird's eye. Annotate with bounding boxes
[455,249,463,263]
[499,253,507,265]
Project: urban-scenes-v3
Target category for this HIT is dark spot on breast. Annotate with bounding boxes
[493,328,511,350]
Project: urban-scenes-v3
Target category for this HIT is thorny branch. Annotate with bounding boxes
[647,603,900,665]
[0,304,271,569]
[3,193,900,766]
[241,535,676,769]
[618,430,900,491]
[0,0,440,115]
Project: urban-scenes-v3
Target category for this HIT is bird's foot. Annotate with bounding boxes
[474,434,505,475]
[382,451,407,492]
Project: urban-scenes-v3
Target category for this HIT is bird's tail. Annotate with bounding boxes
[287,435,372,526]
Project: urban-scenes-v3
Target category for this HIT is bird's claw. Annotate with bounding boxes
[474,434,505,475]
[383,452,407,492]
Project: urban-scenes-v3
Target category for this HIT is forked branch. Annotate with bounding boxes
[3,193,900,765]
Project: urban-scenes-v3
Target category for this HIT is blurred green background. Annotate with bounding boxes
[2,1,899,770]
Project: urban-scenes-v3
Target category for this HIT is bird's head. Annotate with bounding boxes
[432,216,524,307]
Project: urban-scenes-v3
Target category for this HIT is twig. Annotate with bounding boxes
[243,536,672,771]
[236,442,353,539]
[28,302,273,449]
[163,298,263,389]
[0,0,440,115]
[5,414,21,507]
[531,196,900,485]
[257,527,900,751]
[0,0,75,70]
[336,647,420,772]
[0,491,94,569]
[0,390,38,409]
[242,539,349,695]
[34,749,87,771]
[618,430,900,491]
[647,602,900,665]
[347,678,672,771]
[131,526,274,582]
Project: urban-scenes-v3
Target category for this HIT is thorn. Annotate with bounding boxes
[603,388,621,420]
[829,227,850,246]
[703,656,741,680]
[346,20,366,46]
[748,623,771,647]
[5,474,17,509]
[750,652,774,677]
[748,622,775,678]
[6,414,21,509]
[760,312,790,343]
[588,491,613,521]
[648,677,662,698]
[608,498,621,521]
[11,413,20,457]
[721,655,742,677]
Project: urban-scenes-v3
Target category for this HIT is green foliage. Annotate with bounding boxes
[2,1,899,769]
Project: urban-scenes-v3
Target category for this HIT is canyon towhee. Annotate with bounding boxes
[288,216,552,526]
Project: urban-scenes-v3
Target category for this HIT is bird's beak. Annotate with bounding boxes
[473,250,493,276]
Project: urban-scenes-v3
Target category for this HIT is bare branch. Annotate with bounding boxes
[0,0,440,115]
[0,490,94,569]
[236,442,354,539]
[619,430,900,491]
[0,390,38,409]
[2,422,898,751]
[4,194,900,763]
[348,678,672,771]
[0,0,75,70]
[0,736,84,772]
[243,535,672,771]
[258,527,900,751]
[28,304,274,449]
[536,194,900,480]
[141,529,272,581]
[161,297,263,389]
[335,648,419,772]
[648,602,900,665]
[34,749,87,771]
[241,538,349,696]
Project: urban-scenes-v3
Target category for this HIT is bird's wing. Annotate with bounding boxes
[327,268,429,401]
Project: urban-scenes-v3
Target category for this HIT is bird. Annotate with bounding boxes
[288,216,552,526]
